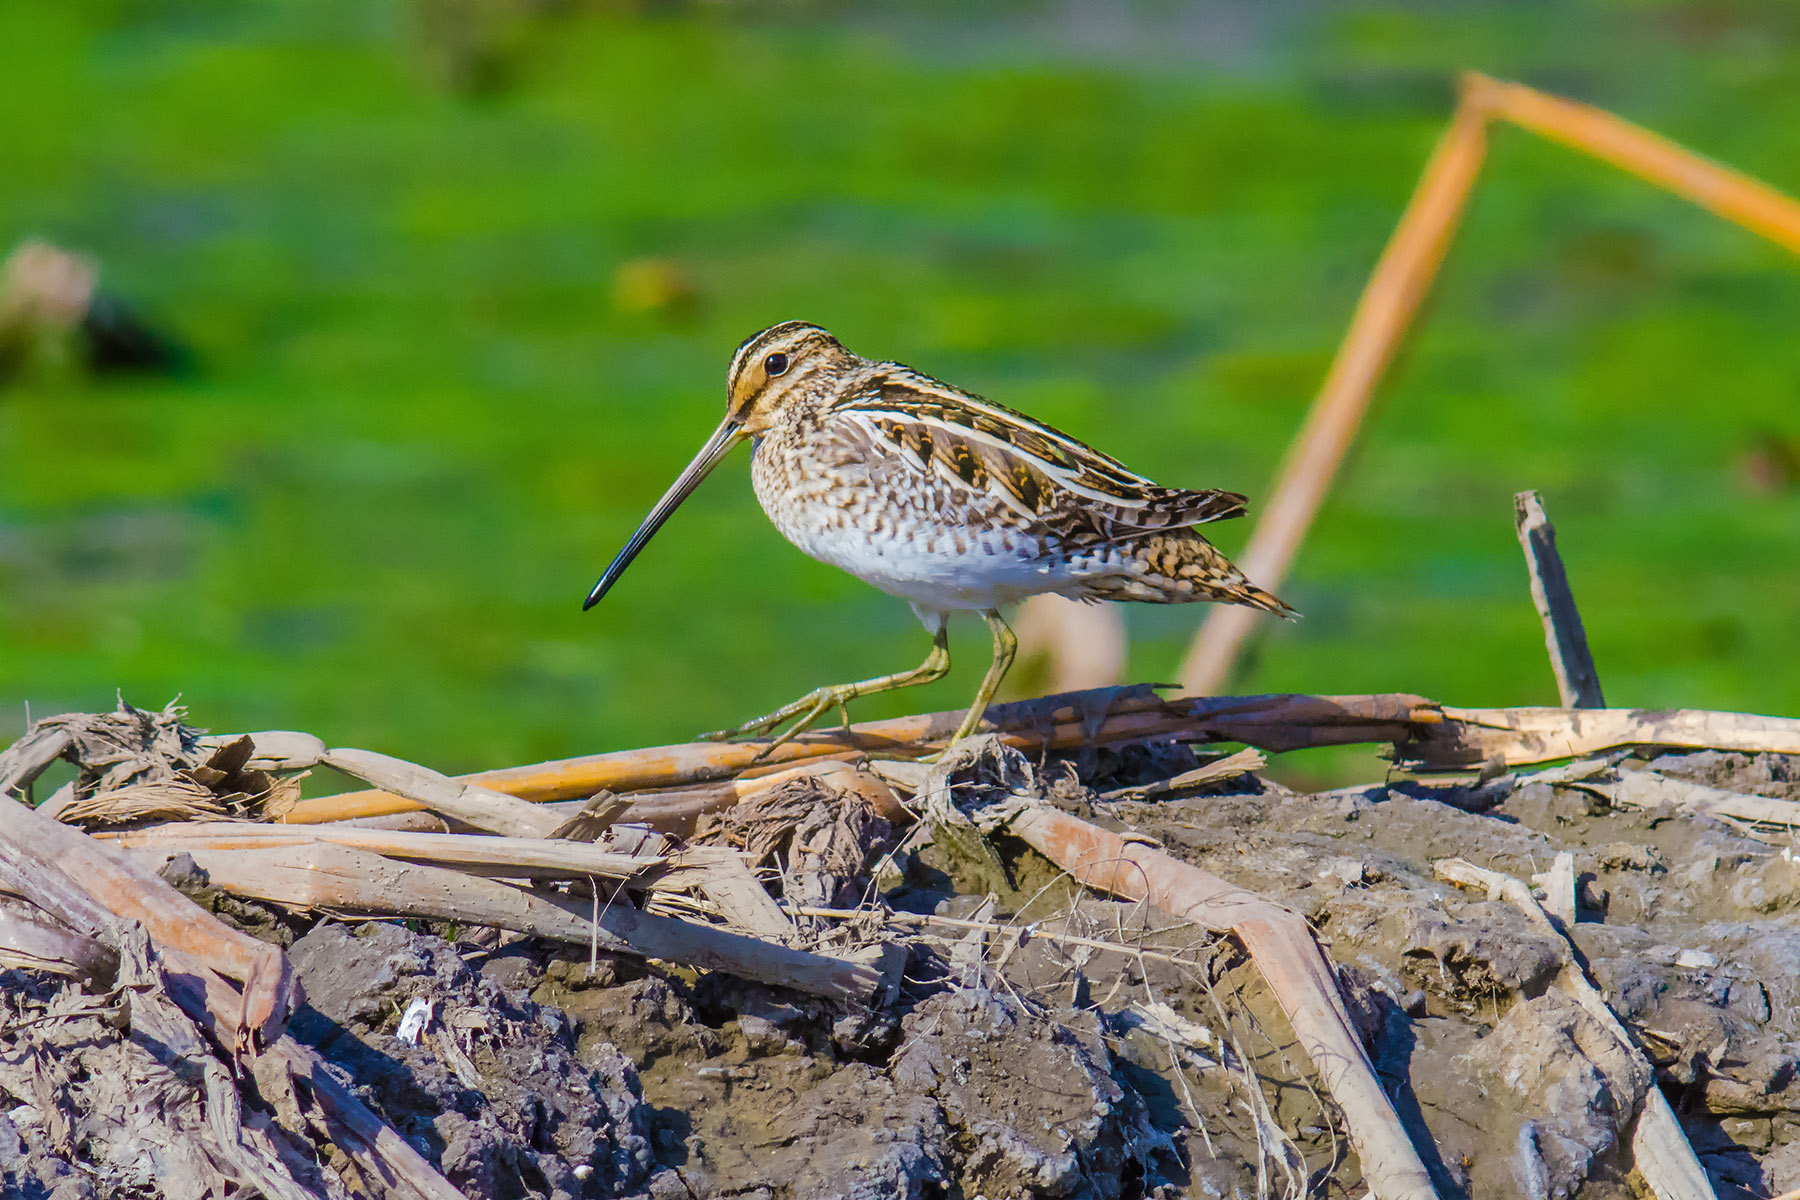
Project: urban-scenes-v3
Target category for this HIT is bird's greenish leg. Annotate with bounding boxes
[947,609,1018,744]
[700,623,952,754]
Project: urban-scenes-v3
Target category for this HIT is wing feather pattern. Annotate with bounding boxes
[832,367,1247,541]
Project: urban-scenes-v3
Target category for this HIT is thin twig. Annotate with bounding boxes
[791,905,1214,968]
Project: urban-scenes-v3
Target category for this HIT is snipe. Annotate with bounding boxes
[586,322,1294,750]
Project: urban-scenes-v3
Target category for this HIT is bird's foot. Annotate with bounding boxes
[698,686,857,761]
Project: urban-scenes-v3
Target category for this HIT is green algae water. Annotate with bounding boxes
[3,2,1798,778]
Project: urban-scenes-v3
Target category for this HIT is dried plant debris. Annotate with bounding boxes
[0,937,344,1200]
[0,701,297,826]
[693,772,897,910]
[1,699,197,795]
[8,702,1800,1199]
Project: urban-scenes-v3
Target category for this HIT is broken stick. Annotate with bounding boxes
[107,821,663,884]
[0,794,297,1052]
[281,689,1443,825]
[1514,490,1605,708]
[323,746,563,838]
[1396,704,1800,771]
[158,948,466,1200]
[133,839,898,1007]
[0,799,466,1200]
[0,899,119,981]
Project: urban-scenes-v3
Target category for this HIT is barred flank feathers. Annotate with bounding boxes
[1081,531,1298,618]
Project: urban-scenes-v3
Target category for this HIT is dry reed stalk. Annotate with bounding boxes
[1461,72,1800,252]
[104,821,664,883]
[138,839,898,1006]
[279,689,1440,825]
[1178,88,1490,696]
[1180,73,1800,694]
[0,793,296,1053]
[317,759,910,838]
[1398,705,1800,770]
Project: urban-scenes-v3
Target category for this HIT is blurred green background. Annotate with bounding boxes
[3,1,1798,778]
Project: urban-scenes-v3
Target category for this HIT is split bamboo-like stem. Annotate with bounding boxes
[279,690,1440,825]
[0,793,297,1051]
[138,839,898,1007]
[1396,704,1800,770]
[105,821,665,883]
[1532,760,1800,832]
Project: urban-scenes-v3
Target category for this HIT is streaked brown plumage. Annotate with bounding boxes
[586,321,1295,749]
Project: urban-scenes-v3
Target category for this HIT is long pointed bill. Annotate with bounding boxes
[583,415,747,610]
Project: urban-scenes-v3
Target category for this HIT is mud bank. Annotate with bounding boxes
[4,727,1799,1199]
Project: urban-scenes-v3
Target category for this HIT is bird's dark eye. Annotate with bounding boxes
[764,352,790,377]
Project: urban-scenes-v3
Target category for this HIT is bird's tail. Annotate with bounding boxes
[1081,531,1299,618]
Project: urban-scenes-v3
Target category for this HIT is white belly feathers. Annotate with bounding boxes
[750,433,1085,613]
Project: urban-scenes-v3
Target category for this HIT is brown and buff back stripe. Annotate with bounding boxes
[836,377,1251,533]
